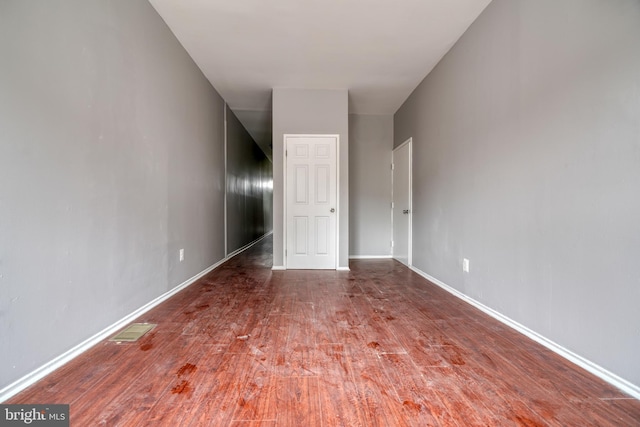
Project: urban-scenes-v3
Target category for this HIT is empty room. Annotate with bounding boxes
[1,0,639,425]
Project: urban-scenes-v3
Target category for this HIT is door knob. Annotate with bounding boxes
[330,208,335,213]
[403,209,410,214]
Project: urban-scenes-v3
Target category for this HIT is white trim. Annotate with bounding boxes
[271,265,286,271]
[349,255,393,259]
[407,140,412,268]
[282,134,287,267]
[283,134,340,270]
[223,102,228,257]
[0,233,270,403]
[336,135,341,270]
[410,265,640,400]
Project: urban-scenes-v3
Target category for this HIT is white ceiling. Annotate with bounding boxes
[149,0,492,154]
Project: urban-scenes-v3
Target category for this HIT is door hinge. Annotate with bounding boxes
[391,163,394,170]
[391,241,394,248]
[391,202,394,209]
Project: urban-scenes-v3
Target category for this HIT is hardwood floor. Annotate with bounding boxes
[8,236,640,426]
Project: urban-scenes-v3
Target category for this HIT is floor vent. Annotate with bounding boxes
[109,323,156,342]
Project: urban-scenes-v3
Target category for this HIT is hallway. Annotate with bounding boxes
[8,236,640,426]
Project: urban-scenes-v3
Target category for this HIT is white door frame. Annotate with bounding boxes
[392,137,412,266]
[283,134,340,269]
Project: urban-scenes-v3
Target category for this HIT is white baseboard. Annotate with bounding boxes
[349,255,392,259]
[272,266,350,271]
[410,266,640,400]
[0,233,270,403]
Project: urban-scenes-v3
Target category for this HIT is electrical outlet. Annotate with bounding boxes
[462,258,470,273]
[179,249,185,262]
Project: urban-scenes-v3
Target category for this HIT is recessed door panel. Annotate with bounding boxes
[315,144,330,158]
[294,216,308,255]
[294,144,309,158]
[295,165,309,204]
[315,216,329,255]
[315,165,330,204]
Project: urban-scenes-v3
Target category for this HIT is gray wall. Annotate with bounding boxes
[226,105,273,254]
[272,88,349,268]
[349,114,393,257]
[394,0,640,387]
[0,1,226,390]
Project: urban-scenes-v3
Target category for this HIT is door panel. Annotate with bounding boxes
[294,217,308,255]
[315,165,330,203]
[315,216,330,255]
[393,140,412,267]
[295,165,309,204]
[286,136,337,269]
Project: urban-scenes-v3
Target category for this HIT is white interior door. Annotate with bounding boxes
[285,135,337,269]
[392,138,412,266]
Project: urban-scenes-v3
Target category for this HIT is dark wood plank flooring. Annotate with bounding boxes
[8,236,640,426]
